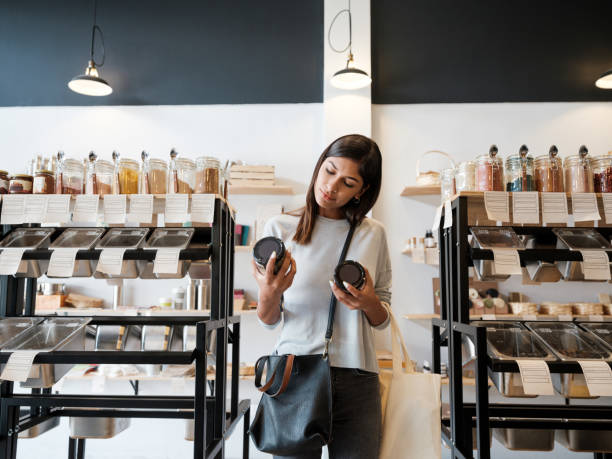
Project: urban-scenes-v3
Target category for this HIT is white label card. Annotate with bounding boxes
[96,248,126,276]
[47,248,78,278]
[0,351,39,382]
[492,249,522,275]
[578,360,612,397]
[190,194,215,223]
[541,192,569,224]
[73,195,100,223]
[521,314,538,321]
[484,191,509,222]
[580,251,611,281]
[481,314,496,321]
[164,194,189,223]
[1,195,26,224]
[571,193,601,222]
[0,248,26,275]
[558,314,573,322]
[443,200,453,229]
[103,195,127,224]
[128,194,154,223]
[603,194,612,224]
[24,195,48,223]
[431,205,443,233]
[91,374,106,394]
[44,195,71,223]
[589,315,604,322]
[515,359,554,395]
[512,192,540,224]
[153,248,181,274]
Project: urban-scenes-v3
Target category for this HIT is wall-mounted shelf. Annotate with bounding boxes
[402,247,439,265]
[400,185,441,196]
[229,185,293,195]
[235,245,253,252]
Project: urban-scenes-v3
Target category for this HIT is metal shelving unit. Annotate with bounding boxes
[0,197,250,459]
[432,194,612,459]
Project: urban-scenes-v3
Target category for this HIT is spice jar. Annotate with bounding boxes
[9,174,33,194]
[534,145,564,192]
[172,158,195,194]
[505,145,535,191]
[475,145,504,191]
[195,157,221,194]
[87,159,114,195]
[33,169,55,194]
[0,170,9,194]
[61,158,84,194]
[148,159,168,194]
[455,161,475,192]
[593,155,612,193]
[118,158,140,194]
[334,260,366,293]
[564,145,594,193]
[440,168,456,202]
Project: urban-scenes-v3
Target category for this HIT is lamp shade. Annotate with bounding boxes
[68,61,112,96]
[330,67,371,90]
[595,70,612,89]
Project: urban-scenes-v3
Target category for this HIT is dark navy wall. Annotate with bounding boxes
[0,0,323,106]
[371,0,612,103]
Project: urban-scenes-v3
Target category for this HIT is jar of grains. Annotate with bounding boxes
[563,146,594,193]
[171,158,195,194]
[534,145,564,192]
[9,174,33,194]
[475,145,504,191]
[0,170,10,194]
[118,158,140,194]
[148,159,168,194]
[454,161,476,192]
[505,145,535,191]
[592,155,612,193]
[61,159,83,194]
[33,169,55,194]
[440,168,456,202]
[195,157,221,194]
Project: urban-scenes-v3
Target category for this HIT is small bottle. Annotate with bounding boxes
[425,230,435,248]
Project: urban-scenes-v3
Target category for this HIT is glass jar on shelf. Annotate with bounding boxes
[148,158,168,194]
[169,158,195,194]
[0,170,9,194]
[85,159,114,195]
[505,145,535,191]
[62,158,84,194]
[33,169,55,194]
[118,158,140,194]
[593,155,612,193]
[9,174,33,194]
[440,167,456,202]
[454,161,475,192]
[534,145,564,192]
[475,145,504,191]
[564,145,594,193]
[195,156,221,194]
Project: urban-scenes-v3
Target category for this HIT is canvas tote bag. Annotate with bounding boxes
[379,310,441,459]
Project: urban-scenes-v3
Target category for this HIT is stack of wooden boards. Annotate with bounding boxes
[230,164,275,187]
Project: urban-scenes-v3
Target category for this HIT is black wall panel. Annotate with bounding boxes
[0,0,323,106]
[371,0,612,103]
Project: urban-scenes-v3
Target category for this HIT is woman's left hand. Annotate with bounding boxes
[329,267,380,313]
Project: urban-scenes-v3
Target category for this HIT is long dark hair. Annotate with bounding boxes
[292,134,382,244]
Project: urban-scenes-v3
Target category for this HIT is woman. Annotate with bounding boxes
[252,134,391,459]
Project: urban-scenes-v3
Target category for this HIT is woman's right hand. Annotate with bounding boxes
[252,250,296,324]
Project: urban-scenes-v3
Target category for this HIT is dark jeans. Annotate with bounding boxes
[273,366,381,459]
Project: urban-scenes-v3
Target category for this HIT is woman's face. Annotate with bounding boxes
[314,156,366,217]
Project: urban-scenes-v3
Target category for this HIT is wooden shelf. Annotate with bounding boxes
[403,313,612,322]
[441,376,493,387]
[235,245,253,252]
[401,185,441,196]
[403,313,440,321]
[228,185,293,195]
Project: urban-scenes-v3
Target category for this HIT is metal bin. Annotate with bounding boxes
[138,228,194,279]
[93,228,149,279]
[70,414,130,439]
[553,228,611,281]
[0,228,55,277]
[47,228,105,277]
[470,227,524,281]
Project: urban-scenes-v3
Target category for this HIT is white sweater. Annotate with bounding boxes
[258,214,391,373]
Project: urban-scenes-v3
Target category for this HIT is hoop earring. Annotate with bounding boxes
[353,196,360,204]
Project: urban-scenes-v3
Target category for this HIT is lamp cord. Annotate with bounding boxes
[89,0,106,67]
[328,0,352,55]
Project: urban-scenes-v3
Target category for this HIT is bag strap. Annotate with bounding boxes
[389,309,416,374]
[323,222,357,358]
[254,354,295,397]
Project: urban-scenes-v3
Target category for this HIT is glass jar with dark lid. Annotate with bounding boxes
[592,155,612,193]
[564,145,594,193]
[9,174,33,194]
[535,145,564,192]
[253,237,286,274]
[0,170,9,194]
[334,260,366,292]
[33,169,55,194]
[475,145,504,191]
[505,145,534,191]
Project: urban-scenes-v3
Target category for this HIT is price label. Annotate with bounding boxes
[572,193,601,222]
[443,200,453,229]
[603,194,612,224]
[96,248,126,276]
[492,249,522,275]
[516,359,554,395]
[191,194,215,223]
[580,251,611,281]
[0,248,26,275]
[24,195,48,223]
[0,351,39,382]
[44,195,71,223]
[73,195,99,223]
[484,191,509,222]
[128,195,154,223]
[153,248,181,274]
[578,360,612,397]
[1,195,26,224]
[164,195,189,223]
[47,248,78,278]
[431,204,443,233]
[512,192,539,224]
[541,192,569,224]
[104,195,127,224]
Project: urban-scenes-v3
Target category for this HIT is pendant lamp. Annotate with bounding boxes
[328,0,371,90]
[68,0,112,96]
[595,69,612,89]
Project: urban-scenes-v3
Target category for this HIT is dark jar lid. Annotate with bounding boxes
[253,237,285,270]
[334,260,366,292]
